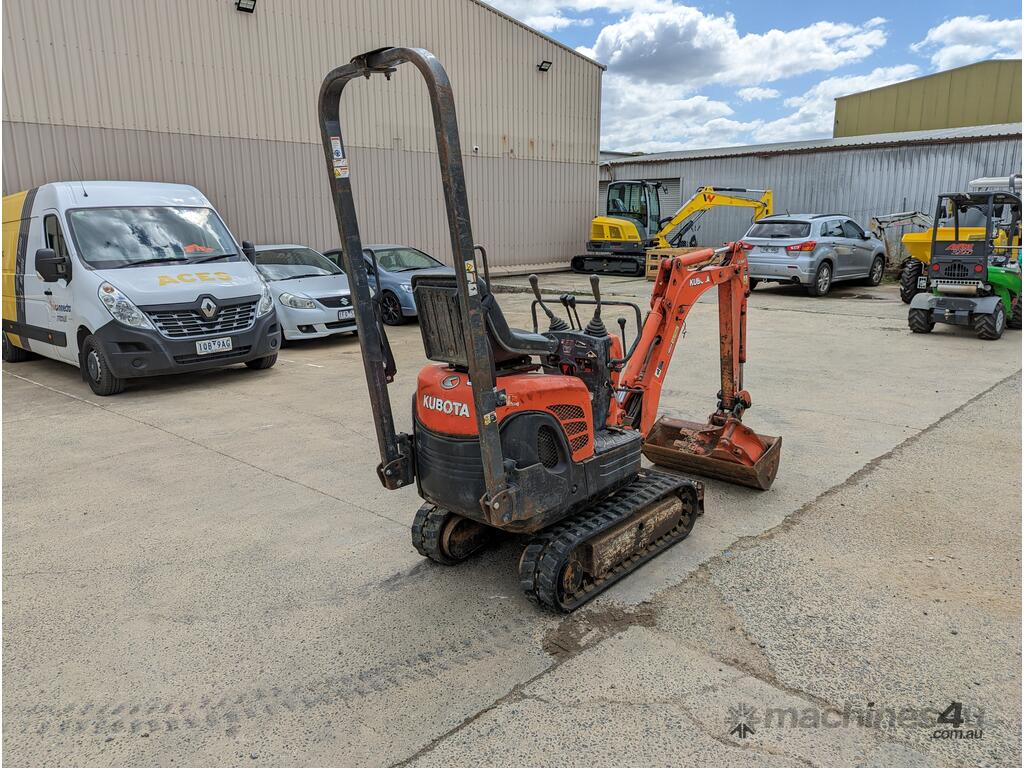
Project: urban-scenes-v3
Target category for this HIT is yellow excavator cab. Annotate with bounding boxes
[574,181,772,276]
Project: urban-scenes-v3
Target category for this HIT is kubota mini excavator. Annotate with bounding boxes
[573,181,773,276]
[319,47,781,611]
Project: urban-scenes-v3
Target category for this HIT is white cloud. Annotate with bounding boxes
[599,74,757,152]
[581,8,887,86]
[911,15,1022,70]
[737,87,780,101]
[486,0,667,33]
[751,65,919,143]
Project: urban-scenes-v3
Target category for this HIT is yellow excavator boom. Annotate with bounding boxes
[652,186,773,249]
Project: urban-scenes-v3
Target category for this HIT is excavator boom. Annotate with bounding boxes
[618,243,781,490]
[653,186,773,249]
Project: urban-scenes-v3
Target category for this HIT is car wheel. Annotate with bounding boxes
[867,256,885,286]
[973,303,1006,340]
[81,335,126,396]
[907,308,934,334]
[748,278,760,292]
[1,332,31,363]
[245,353,278,370]
[380,291,406,326]
[899,260,924,304]
[807,262,832,297]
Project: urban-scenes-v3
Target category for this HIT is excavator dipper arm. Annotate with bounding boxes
[618,243,781,490]
[653,187,773,249]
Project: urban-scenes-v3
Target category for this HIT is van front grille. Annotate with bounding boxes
[147,301,257,339]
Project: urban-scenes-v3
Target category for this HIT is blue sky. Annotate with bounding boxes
[488,1,1022,151]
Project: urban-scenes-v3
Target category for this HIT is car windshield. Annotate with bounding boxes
[255,247,343,281]
[746,221,811,239]
[374,247,442,272]
[67,206,240,269]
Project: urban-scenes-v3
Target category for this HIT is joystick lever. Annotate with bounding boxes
[585,274,608,337]
[529,274,568,331]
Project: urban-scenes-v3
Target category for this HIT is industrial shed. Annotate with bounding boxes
[2,0,603,273]
[599,123,1022,257]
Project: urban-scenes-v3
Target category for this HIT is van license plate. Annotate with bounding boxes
[196,337,233,355]
[338,309,355,321]
[917,276,928,289]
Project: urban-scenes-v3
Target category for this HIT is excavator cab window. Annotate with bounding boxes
[606,181,658,233]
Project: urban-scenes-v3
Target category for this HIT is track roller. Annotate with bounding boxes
[518,470,703,611]
[411,504,495,565]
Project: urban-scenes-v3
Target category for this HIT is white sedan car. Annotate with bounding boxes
[254,245,357,341]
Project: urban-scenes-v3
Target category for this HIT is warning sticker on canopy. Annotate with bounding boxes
[334,158,350,178]
[330,137,344,161]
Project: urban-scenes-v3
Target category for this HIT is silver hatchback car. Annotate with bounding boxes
[741,214,887,296]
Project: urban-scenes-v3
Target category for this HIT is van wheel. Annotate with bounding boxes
[807,262,832,297]
[974,303,1005,340]
[245,353,277,370]
[2,333,31,363]
[81,336,126,395]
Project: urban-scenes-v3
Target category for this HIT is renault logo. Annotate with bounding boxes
[200,298,218,319]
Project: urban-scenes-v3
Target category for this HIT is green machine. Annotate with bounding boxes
[908,190,1021,340]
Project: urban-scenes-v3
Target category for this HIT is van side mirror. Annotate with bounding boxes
[35,248,67,282]
[241,240,256,263]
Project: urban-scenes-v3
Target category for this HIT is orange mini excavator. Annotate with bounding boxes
[318,47,781,611]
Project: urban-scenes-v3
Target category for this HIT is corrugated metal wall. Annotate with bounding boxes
[835,60,1022,137]
[2,0,602,271]
[605,137,1022,253]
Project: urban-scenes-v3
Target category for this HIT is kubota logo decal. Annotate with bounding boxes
[422,394,470,418]
[945,243,975,255]
[441,374,461,389]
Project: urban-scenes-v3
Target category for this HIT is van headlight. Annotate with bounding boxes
[257,281,274,315]
[279,291,316,309]
[98,282,154,329]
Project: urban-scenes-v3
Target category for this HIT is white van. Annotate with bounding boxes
[2,181,281,394]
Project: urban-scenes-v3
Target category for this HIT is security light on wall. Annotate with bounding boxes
[537,60,552,72]
[236,0,257,12]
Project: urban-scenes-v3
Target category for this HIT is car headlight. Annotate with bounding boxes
[399,284,414,294]
[257,281,274,316]
[279,291,316,310]
[98,282,154,329]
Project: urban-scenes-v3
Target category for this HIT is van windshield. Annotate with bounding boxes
[67,206,240,269]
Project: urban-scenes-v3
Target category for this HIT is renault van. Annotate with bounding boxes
[2,181,280,394]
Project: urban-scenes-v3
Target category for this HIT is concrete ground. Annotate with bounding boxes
[3,275,1020,767]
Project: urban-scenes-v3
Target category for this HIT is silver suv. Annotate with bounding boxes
[741,214,887,296]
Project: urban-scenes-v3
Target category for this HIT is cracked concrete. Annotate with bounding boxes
[3,277,1020,766]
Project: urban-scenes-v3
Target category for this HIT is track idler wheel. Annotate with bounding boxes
[411,504,494,565]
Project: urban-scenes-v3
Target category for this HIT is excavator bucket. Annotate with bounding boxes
[642,415,781,491]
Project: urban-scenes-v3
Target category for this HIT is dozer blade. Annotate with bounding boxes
[642,416,781,491]
[570,253,644,277]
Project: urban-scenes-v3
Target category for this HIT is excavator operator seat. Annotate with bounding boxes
[412,273,557,368]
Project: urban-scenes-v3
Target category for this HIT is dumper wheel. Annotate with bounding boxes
[411,504,494,565]
[1009,295,1022,330]
[908,308,934,334]
[899,261,923,304]
[973,303,1006,340]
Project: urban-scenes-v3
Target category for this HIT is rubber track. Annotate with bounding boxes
[519,470,700,611]
[410,504,457,565]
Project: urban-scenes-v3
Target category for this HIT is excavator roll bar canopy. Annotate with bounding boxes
[317,47,519,519]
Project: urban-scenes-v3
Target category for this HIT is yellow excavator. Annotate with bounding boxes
[572,181,773,275]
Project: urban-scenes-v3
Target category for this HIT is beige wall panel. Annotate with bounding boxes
[3,121,594,269]
[2,0,601,164]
